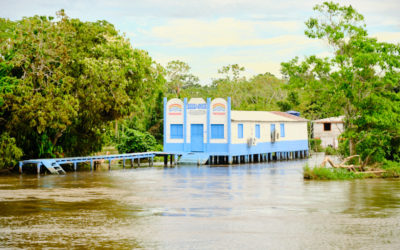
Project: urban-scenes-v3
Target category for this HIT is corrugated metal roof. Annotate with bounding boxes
[313,116,345,123]
[231,110,308,122]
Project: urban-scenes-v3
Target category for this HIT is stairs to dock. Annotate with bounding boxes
[178,153,209,165]
[41,160,66,175]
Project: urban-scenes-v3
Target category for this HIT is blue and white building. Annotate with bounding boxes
[164,97,309,164]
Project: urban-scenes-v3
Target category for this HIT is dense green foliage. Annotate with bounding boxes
[282,2,400,163]
[117,128,160,153]
[0,11,165,166]
[176,66,286,111]
[0,133,23,169]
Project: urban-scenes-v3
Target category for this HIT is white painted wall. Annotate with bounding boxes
[231,121,308,144]
[166,98,184,144]
[313,122,343,148]
[210,98,228,144]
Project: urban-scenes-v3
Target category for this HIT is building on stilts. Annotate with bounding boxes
[163,97,309,165]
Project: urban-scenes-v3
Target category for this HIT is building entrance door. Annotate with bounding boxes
[190,124,204,152]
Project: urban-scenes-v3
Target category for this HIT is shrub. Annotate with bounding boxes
[324,146,338,155]
[310,138,323,152]
[381,160,400,178]
[117,128,160,153]
[0,133,23,169]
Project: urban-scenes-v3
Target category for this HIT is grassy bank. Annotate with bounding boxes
[304,161,400,180]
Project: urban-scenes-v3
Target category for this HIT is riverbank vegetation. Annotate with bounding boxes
[304,160,400,180]
[1,2,399,174]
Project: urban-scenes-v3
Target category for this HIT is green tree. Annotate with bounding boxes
[282,2,400,162]
[0,11,165,165]
[0,133,23,169]
[165,60,199,98]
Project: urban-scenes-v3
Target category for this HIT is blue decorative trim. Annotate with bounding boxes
[230,140,309,155]
[183,98,188,152]
[207,97,211,152]
[163,97,167,151]
[227,97,231,154]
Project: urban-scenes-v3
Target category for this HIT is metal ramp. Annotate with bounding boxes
[178,153,210,165]
[41,160,66,175]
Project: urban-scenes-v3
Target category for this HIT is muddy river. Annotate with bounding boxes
[1,154,400,249]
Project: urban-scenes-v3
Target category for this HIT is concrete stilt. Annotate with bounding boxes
[170,155,173,165]
[228,156,233,164]
[108,159,111,171]
[19,162,23,174]
[74,162,77,171]
[131,158,134,168]
[90,159,93,171]
[138,158,141,167]
[37,163,41,175]
[123,159,125,169]
[174,155,178,165]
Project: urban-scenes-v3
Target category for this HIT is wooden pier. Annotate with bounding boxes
[19,152,179,175]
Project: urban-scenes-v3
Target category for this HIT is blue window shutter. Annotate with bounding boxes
[280,124,285,137]
[211,124,224,139]
[170,124,183,139]
[255,124,260,138]
[238,124,243,139]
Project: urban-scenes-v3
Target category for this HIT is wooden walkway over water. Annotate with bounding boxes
[19,152,179,175]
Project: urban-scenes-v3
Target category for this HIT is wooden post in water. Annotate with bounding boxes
[123,158,125,169]
[37,163,41,175]
[164,156,168,166]
[108,159,111,171]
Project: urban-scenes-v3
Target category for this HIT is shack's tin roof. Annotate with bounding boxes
[313,116,345,123]
[231,110,308,122]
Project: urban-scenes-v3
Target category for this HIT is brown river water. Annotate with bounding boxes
[1,154,400,249]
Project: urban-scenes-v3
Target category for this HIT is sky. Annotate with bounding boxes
[1,0,400,84]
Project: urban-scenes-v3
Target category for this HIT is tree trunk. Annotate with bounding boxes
[349,138,356,156]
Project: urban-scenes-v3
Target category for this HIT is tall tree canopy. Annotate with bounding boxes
[281,2,400,162]
[165,60,199,98]
[0,10,165,163]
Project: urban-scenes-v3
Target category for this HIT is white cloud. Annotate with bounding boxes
[372,32,400,44]
[148,18,311,48]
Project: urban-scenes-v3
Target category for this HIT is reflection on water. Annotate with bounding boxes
[1,154,400,249]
